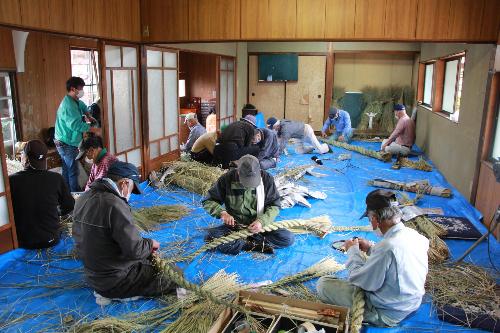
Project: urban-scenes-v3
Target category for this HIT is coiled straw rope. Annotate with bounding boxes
[350,287,365,333]
[168,219,310,263]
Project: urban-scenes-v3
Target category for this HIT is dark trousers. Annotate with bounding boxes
[213,143,259,169]
[190,149,214,165]
[55,141,80,192]
[97,260,178,299]
[205,225,295,255]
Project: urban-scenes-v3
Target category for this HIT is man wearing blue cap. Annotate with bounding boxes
[73,161,179,304]
[321,107,353,143]
[380,104,415,156]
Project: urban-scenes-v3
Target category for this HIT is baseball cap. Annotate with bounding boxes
[233,155,261,188]
[107,161,142,194]
[24,140,48,170]
[329,107,339,118]
[360,189,398,219]
[184,112,197,124]
[394,104,406,111]
[266,117,278,129]
[241,114,257,128]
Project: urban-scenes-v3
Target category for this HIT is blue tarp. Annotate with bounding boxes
[0,141,498,332]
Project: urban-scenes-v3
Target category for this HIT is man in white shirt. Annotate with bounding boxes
[317,189,429,327]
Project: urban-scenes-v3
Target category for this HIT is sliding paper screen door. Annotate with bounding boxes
[145,47,179,172]
[219,57,235,127]
[103,44,143,169]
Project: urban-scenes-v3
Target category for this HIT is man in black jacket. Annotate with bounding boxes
[72,161,179,303]
[213,115,260,168]
[9,140,74,249]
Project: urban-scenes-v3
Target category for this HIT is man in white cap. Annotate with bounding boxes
[181,112,206,153]
[317,189,429,327]
[202,155,294,254]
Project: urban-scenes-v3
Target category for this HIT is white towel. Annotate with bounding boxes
[256,179,265,216]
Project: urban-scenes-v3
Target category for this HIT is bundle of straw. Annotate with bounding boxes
[399,157,433,172]
[160,160,226,195]
[379,101,395,134]
[132,204,190,232]
[320,137,392,162]
[287,215,372,237]
[70,318,143,333]
[406,216,449,264]
[263,257,345,290]
[426,262,499,326]
[357,101,383,131]
[169,218,313,263]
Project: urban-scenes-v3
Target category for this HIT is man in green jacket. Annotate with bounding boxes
[202,155,294,254]
[54,77,100,192]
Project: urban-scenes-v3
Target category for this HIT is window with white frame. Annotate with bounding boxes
[0,73,17,157]
[442,55,465,122]
[70,49,99,107]
[423,63,434,106]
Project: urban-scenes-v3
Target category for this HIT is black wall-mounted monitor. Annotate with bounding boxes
[258,54,298,82]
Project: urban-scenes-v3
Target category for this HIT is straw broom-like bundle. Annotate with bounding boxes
[168,218,312,263]
[406,216,449,264]
[132,205,190,232]
[379,101,396,134]
[263,257,345,290]
[399,157,433,172]
[426,262,499,325]
[320,137,392,162]
[275,164,315,183]
[286,215,372,237]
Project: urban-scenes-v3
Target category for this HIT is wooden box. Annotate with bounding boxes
[209,290,350,333]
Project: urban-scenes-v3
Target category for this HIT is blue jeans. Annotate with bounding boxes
[56,141,80,192]
[205,225,295,255]
[332,128,353,143]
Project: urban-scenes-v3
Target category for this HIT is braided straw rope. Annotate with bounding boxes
[319,137,392,162]
[168,219,310,263]
[350,287,365,333]
[152,256,247,314]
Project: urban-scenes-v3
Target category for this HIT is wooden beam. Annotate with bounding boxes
[324,42,334,122]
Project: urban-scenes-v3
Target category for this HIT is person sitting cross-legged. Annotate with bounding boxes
[316,189,429,327]
[202,155,294,255]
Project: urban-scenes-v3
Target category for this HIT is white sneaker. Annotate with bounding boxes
[93,291,142,306]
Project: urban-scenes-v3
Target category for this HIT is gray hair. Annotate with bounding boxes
[368,206,402,224]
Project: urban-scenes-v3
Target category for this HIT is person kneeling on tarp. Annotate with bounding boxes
[321,107,353,143]
[72,161,180,305]
[202,155,294,254]
[267,117,329,155]
[317,189,429,327]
